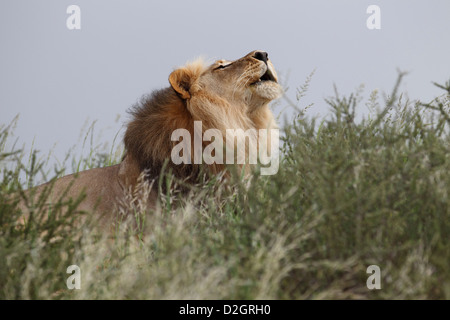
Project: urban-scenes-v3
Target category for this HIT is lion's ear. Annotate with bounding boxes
[169,68,192,100]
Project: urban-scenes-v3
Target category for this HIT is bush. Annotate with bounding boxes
[1,75,449,299]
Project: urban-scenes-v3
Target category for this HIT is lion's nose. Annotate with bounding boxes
[253,51,268,64]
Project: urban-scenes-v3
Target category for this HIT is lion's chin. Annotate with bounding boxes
[251,81,283,101]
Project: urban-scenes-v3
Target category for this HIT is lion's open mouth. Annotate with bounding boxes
[252,68,277,85]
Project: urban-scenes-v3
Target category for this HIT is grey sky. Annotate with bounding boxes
[1,0,450,178]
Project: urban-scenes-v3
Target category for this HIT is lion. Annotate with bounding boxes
[15,50,282,227]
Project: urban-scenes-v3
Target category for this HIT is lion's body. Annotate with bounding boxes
[29,165,123,214]
[16,51,282,227]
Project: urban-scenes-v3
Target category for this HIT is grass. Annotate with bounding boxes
[0,75,449,299]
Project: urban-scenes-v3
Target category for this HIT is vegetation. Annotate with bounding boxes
[1,75,449,299]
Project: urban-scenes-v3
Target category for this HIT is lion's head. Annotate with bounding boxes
[169,50,282,112]
[124,50,282,182]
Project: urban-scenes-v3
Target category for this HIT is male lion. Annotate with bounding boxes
[16,50,282,226]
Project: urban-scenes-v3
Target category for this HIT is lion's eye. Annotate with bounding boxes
[214,64,231,70]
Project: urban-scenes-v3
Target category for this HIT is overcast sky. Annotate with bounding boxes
[1,0,450,177]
